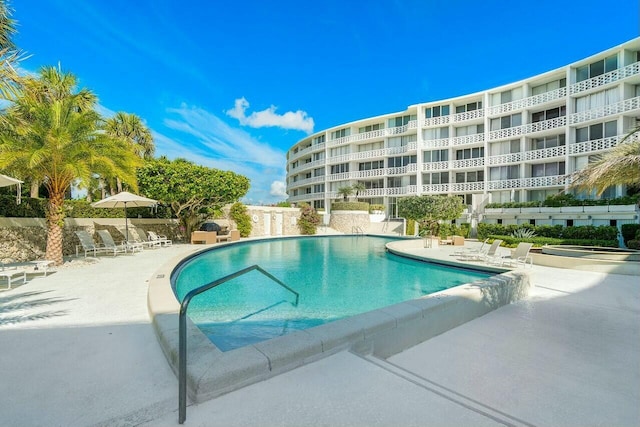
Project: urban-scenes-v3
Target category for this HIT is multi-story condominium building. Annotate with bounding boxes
[286,38,640,224]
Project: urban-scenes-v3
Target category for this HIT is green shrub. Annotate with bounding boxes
[229,202,252,237]
[488,235,619,248]
[298,203,321,235]
[331,202,370,211]
[459,223,471,238]
[369,204,385,213]
[479,223,617,241]
[628,240,640,250]
[484,194,639,209]
[621,224,640,246]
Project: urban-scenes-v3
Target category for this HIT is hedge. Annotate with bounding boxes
[621,224,640,246]
[478,223,618,241]
[485,193,639,209]
[0,195,172,219]
[331,202,370,211]
[488,235,619,248]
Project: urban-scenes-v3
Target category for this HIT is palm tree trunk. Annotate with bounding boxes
[45,191,65,265]
[116,176,122,193]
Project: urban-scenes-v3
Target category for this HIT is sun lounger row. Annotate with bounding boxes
[455,239,533,268]
[74,228,172,258]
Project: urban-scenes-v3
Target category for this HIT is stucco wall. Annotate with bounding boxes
[329,210,371,234]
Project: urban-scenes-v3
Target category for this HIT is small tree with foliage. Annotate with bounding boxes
[137,157,250,237]
[337,186,354,201]
[298,202,321,235]
[352,182,366,200]
[397,195,465,237]
[229,202,252,237]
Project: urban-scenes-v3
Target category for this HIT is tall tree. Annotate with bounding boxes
[352,182,366,200]
[137,157,250,236]
[0,0,22,101]
[397,195,465,237]
[337,186,353,202]
[0,66,141,264]
[570,126,640,196]
[102,111,154,194]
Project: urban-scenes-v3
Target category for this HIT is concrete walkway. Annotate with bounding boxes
[0,241,638,426]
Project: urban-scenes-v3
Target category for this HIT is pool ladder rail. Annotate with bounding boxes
[178,264,299,424]
[352,225,364,235]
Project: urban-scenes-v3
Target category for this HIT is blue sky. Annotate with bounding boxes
[12,0,639,204]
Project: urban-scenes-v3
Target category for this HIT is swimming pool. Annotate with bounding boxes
[173,236,492,351]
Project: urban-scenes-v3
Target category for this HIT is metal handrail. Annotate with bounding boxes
[351,226,364,235]
[178,264,299,424]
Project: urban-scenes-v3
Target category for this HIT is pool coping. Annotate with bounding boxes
[148,237,532,403]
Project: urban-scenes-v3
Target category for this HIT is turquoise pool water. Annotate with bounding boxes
[173,236,492,351]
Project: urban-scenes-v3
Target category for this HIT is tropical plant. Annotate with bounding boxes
[298,202,321,235]
[511,227,537,239]
[352,182,366,200]
[397,195,465,236]
[229,202,252,237]
[337,185,354,201]
[570,126,640,195]
[137,157,250,236]
[0,66,141,264]
[0,0,23,101]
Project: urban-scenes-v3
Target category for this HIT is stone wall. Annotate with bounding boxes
[0,218,179,263]
[329,210,371,234]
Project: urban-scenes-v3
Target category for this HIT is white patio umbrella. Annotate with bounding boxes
[91,191,157,241]
[0,173,23,204]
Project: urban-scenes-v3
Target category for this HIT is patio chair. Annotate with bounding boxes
[97,230,141,254]
[75,230,115,257]
[0,264,27,290]
[118,227,160,249]
[458,239,503,261]
[454,238,488,257]
[147,230,172,247]
[488,242,534,268]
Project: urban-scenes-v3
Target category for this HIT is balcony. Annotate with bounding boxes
[452,132,485,146]
[451,181,485,192]
[451,157,484,169]
[295,158,326,173]
[486,175,567,190]
[421,184,450,193]
[287,175,325,190]
[570,61,640,95]
[487,87,567,116]
[452,108,484,122]
[421,137,450,149]
[569,135,620,155]
[489,116,566,141]
[422,161,449,171]
[289,142,325,162]
[422,115,450,127]
[570,96,640,125]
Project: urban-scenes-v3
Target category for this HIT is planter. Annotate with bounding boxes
[560,206,585,213]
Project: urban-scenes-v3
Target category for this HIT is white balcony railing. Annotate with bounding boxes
[488,152,524,165]
[570,96,640,125]
[523,145,566,161]
[570,61,640,95]
[452,157,484,169]
[486,175,567,190]
[287,175,325,189]
[569,135,620,155]
[422,161,449,171]
[289,142,325,161]
[451,181,485,192]
[487,87,567,116]
[421,137,451,149]
[452,132,485,146]
[421,184,450,193]
[452,108,484,122]
[489,116,566,140]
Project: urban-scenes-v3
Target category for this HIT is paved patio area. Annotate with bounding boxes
[0,240,638,426]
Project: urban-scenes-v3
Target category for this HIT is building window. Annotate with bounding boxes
[455,170,484,183]
[363,179,384,189]
[531,161,565,177]
[497,219,503,225]
[531,106,566,123]
[455,124,484,136]
[491,87,523,106]
[423,172,449,185]
[490,113,522,131]
[455,147,484,160]
[610,219,617,227]
[576,54,618,82]
[357,141,384,152]
[425,104,450,118]
[575,120,617,142]
[358,123,384,133]
[330,128,350,140]
[387,177,403,188]
[529,219,536,226]
[330,163,349,174]
[388,134,417,147]
[531,134,566,150]
[531,78,566,95]
[566,219,574,227]
[388,114,416,128]
[330,145,349,157]
[423,127,449,140]
[490,165,520,180]
[423,149,448,163]
[313,200,324,209]
[313,168,325,177]
[358,160,384,171]
[575,88,619,113]
[455,101,483,113]
[312,135,325,145]
[313,184,325,193]
[388,155,416,167]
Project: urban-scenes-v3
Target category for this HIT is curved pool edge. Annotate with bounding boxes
[148,238,532,404]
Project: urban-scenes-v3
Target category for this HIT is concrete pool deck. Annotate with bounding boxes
[0,239,638,426]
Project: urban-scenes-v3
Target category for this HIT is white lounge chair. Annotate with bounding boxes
[75,230,115,257]
[0,265,27,290]
[454,238,488,257]
[126,227,161,249]
[458,239,503,261]
[488,242,534,268]
[147,231,172,247]
[97,230,141,254]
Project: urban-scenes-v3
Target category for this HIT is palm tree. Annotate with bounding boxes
[0,0,23,101]
[0,66,141,264]
[352,182,366,200]
[102,112,154,194]
[570,126,640,196]
[337,186,354,202]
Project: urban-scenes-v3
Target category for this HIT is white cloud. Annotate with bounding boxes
[226,97,314,134]
[154,104,289,205]
[269,181,288,198]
